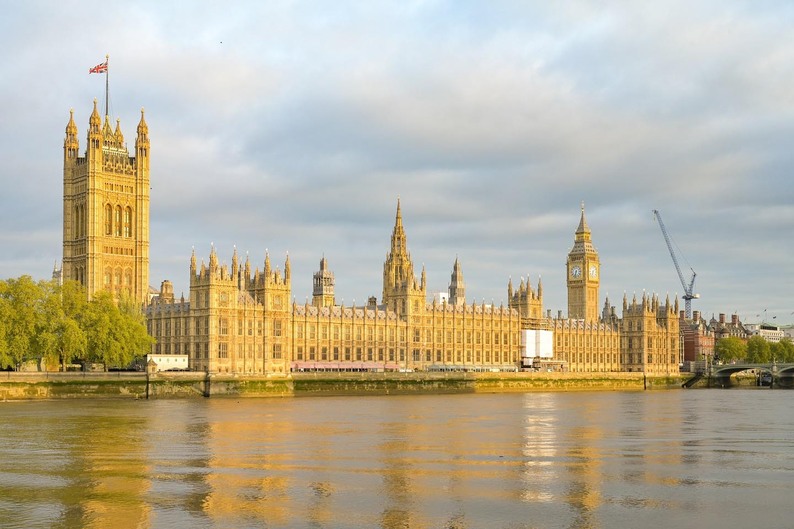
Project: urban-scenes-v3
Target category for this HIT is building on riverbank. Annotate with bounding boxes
[60,101,151,304]
[145,202,679,376]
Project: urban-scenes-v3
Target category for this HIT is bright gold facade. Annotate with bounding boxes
[145,201,678,376]
[62,100,150,303]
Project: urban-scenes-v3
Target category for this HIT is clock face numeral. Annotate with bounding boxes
[589,265,598,279]
[571,265,581,278]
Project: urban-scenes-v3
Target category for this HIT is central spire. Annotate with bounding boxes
[575,201,591,242]
[390,198,407,255]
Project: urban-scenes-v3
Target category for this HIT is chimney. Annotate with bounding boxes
[693,310,700,323]
[731,314,738,325]
[719,313,726,324]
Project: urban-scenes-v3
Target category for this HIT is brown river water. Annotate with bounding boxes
[0,390,792,529]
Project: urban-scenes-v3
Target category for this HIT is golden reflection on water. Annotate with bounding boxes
[3,391,794,529]
[43,402,151,529]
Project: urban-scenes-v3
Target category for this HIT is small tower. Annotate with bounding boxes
[312,257,336,308]
[508,275,545,329]
[448,257,466,306]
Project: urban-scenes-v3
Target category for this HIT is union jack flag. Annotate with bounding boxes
[89,60,108,74]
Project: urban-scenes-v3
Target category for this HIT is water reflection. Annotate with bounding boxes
[3,391,794,529]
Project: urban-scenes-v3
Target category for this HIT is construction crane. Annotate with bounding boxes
[653,209,699,318]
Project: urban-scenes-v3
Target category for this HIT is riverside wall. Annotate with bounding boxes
[0,371,687,400]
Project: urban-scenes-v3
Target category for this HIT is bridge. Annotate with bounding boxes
[709,362,794,388]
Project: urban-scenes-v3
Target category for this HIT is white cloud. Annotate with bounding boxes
[1,0,793,322]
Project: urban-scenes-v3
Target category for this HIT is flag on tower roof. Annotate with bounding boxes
[89,60,107,74]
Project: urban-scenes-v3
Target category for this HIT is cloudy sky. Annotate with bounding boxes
[1,1,792,324]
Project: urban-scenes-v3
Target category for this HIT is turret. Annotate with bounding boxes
[209,245,218,274]
[448,257,465,306]
[190,248,197,275]
[64,109,79,163]
[312,256,335,308]
[86,99,102,163]
[135,108,149,171]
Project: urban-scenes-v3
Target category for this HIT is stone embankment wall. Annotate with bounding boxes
[0,371,686,400]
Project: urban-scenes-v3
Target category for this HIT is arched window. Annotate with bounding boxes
[105,204,112,235]
[114,206,122,237]
[124,207,133,238]
[104,269,111,286]
[114,268,122,289]
[73,205,80,238]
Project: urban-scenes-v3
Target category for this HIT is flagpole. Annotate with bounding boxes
[105,54,109,118]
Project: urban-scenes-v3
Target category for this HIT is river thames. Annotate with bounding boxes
[1,389,791,529]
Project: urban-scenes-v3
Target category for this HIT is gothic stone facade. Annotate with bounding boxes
[552,207,680,375]
[62,100,150,303]
[146,202,679,376]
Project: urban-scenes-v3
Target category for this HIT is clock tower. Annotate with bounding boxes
[567,203,600,322]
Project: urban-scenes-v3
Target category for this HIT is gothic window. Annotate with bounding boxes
[219,318,228,336]
[123,207,132,237]
[333,347,339,360]
[273,320,282,337]
[104,269,111,286]
[272,344,282,359]
[356,347,362,361]
[114,268,122,289]
[104,204,112,235]
[115,206,121,237]
[124,270,132,288]
[218,343,228,359]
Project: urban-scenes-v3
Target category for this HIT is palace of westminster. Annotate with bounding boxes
[61,101,681,376]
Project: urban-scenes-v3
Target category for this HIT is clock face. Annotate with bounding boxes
[571,265,581,278]
[589,265,598,279]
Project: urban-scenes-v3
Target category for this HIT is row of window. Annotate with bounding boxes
[293,345,514,364]
[104,267,133,288]
[104,204,134,238]
[72,204,86,239]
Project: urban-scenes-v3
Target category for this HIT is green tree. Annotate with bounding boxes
[0,281,10,369]
[1,276,42,370]
[34,280,88,370]
[746,335,771,363]
[714,336,746,363]
[83,291,153,370]
[771,338,794,363]
[116,291,154,368]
